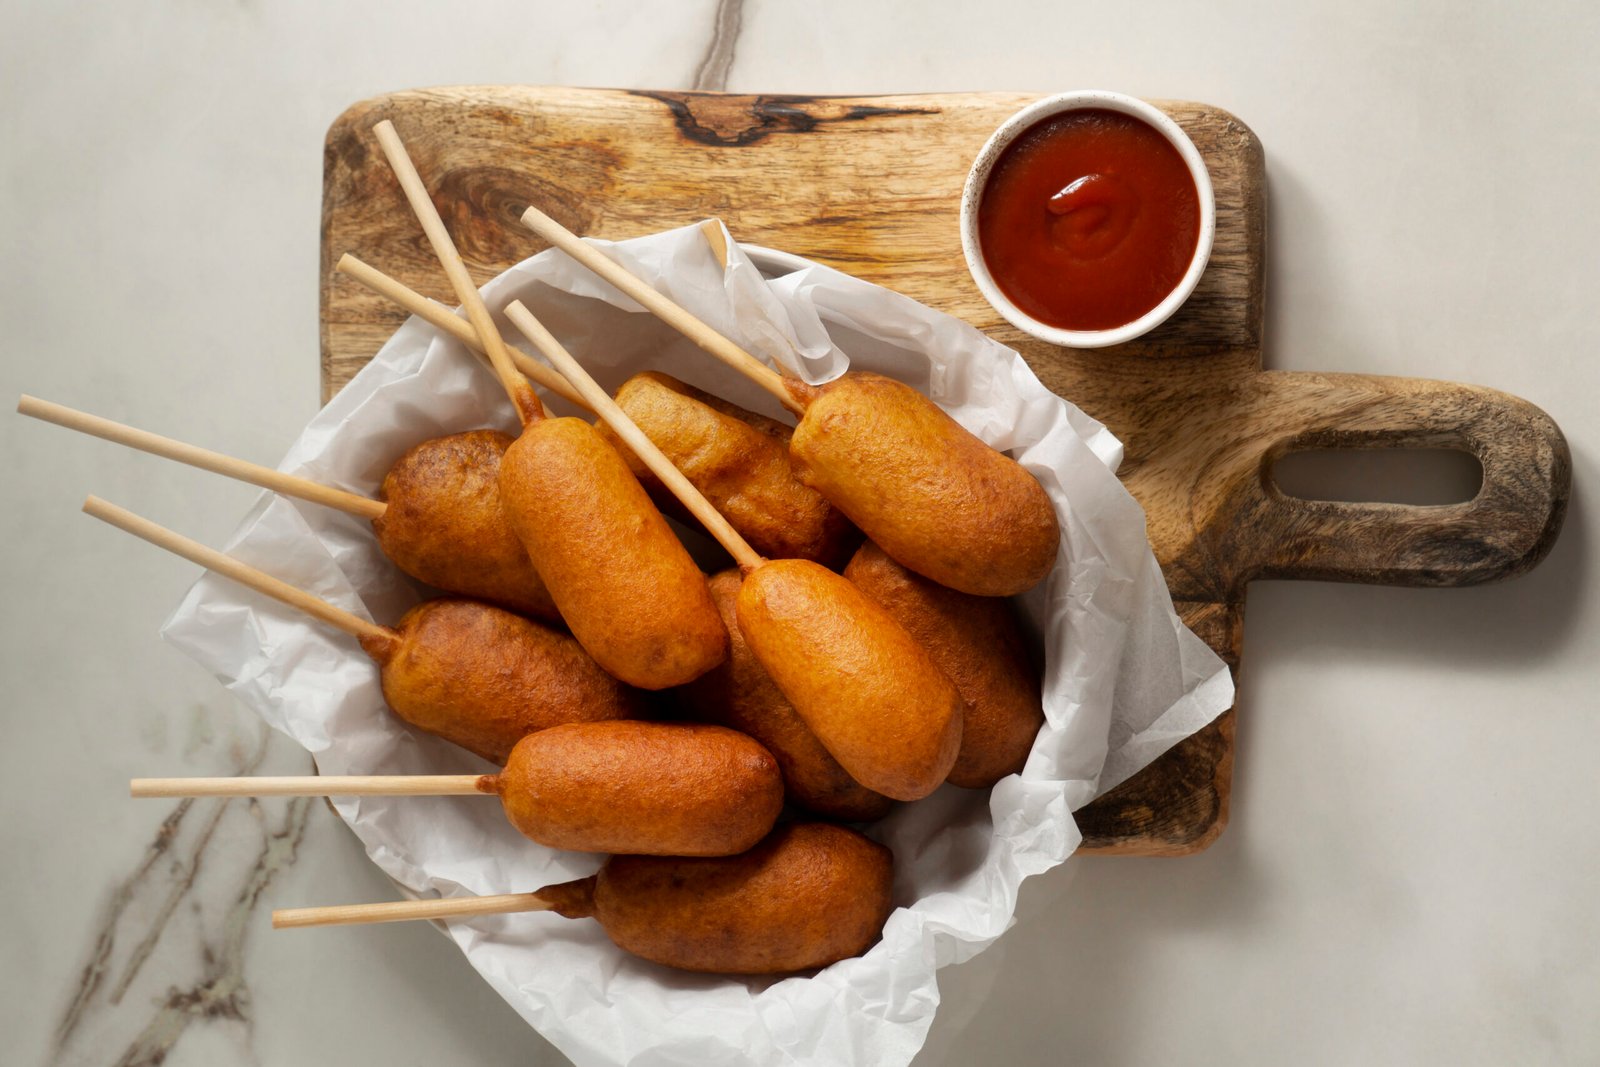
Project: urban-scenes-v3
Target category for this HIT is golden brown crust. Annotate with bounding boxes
[367,597,641,764]
[372,430,560,621]
[734,559,963,801]
[681,571,893,821]
[496,721,783,856]
[593,823,894,974]
[845,542,1044,788]
[596,372,858,566]
[787,372,1060,596]
[535,875,598,920]
[498,417,728,689]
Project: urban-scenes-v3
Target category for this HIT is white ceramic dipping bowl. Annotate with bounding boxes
[960,90,1216,348]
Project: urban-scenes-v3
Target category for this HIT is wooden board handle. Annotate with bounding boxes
[1249,372,1570,587]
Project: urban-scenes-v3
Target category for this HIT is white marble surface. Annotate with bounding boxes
[2,1,1596,1064]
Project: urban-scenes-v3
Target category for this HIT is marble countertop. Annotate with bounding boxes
[3,1,1596,1064]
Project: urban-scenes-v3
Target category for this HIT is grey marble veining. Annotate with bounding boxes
[48,725,313,1067]
[692,0,744,91]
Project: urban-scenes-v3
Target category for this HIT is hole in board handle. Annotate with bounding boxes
[1272,448,1483,506]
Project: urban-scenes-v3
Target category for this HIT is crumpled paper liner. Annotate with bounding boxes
[162,223,1233,1066]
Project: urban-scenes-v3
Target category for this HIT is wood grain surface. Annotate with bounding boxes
[321,87,1570,854]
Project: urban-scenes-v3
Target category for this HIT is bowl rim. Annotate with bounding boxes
[959,90,1217,349]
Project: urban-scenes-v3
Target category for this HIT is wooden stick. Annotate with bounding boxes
[19,396,386,521]
[520,205,803,415]
[82,496,392,644]
[371,120,544,425]
[334,254,588,411]
[699,218,731,270]
[698,219,802,379]
[130,774,488,798]
[274,892,552,929]
[504,301,765,572]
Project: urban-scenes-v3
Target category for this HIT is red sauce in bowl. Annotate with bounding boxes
[977,108,1201,332]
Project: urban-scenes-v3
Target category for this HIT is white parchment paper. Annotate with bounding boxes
[162,223,1233,1067]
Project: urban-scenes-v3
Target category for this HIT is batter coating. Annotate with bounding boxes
[495,721,783,856]
[361,597,640,764]
[736,558,963,801]
[373,430,559,620]
[846,541,1044,787]
[681,570,893,821]
[498,416,728,689]
[542,822,895,974]
[597,372,858,565]
[787,373,1059,597]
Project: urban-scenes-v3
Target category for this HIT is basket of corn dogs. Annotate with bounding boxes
[23,122,1233,1066]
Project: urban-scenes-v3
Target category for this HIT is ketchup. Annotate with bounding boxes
[977,108,1200,332]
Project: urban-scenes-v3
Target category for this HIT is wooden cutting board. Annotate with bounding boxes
[321,87,1570,855]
